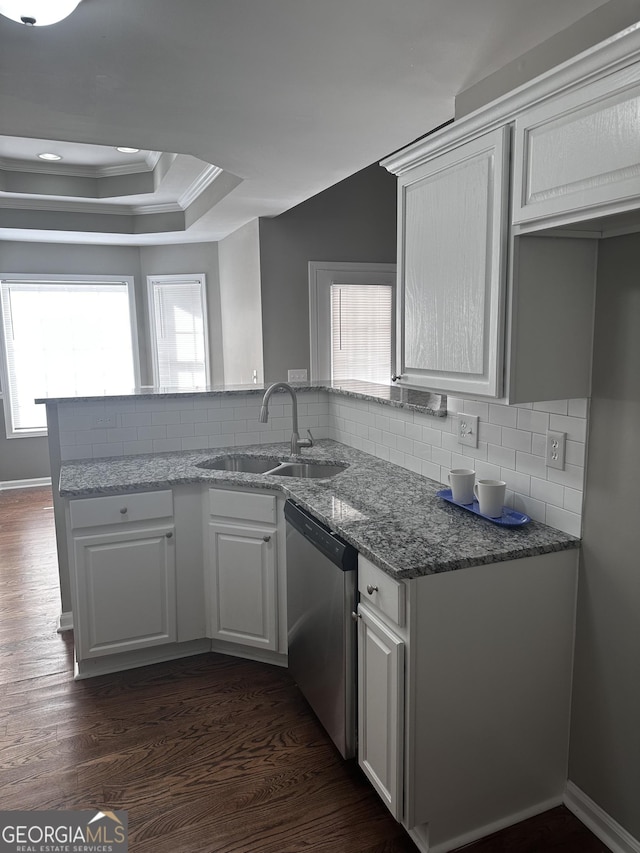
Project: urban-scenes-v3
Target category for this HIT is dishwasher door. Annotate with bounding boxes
[285,500,357,759]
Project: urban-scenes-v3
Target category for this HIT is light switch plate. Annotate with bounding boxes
[457,413,479,448]
[287,369,307,382]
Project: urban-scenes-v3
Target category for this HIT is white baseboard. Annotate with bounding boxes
[57,611,73,633]
[409,796,563,853]
[564,781,640,853]
[0,476,52,491]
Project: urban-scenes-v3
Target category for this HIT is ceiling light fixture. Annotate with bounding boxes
[37,152,62,161]
[115,147,140,154]
[0,0,82,26]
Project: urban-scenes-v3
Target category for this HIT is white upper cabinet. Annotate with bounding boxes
[514,61,640,227]
[395,127,509,397]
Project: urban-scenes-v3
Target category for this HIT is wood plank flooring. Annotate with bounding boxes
[0,486,607,852]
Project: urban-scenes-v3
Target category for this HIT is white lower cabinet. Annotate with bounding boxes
[69,490,177,662]
[205,487,285,658]
[357,601,405,820]
[357,551,578,853]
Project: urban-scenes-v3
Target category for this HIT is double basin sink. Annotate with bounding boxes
[196,454,348,480]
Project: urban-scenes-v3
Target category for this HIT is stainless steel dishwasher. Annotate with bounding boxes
[284,499,358,759]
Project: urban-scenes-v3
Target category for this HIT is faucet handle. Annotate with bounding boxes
[298,429,314,449]
[306,429,314,447]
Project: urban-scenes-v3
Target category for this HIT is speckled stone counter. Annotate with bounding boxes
[59,440,579,579]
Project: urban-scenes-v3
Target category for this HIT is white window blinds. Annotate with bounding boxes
[148,274,209,389]
[330,284,393,384]
[0,278,137,436]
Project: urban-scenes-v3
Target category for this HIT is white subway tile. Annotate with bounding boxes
[566,440,587,467]
[381,431,397,449]
[421,460,441,480]
[75,428,106,445]
[489,404,518,428]
[517,408,549,434]
[152,411,181,426]
[181,409,209,424]
[458,400,489,420]
[531,476,565,508]
[368,427,383,444]
[549,414,587,443]
[441,432,459,452]
[194,421,223,436]
[152,438,182,453]
[61,445,93,461]
[396,436,414,454]
[167,423,196,438]
[545,505,581,537]
[123,440,154,455]
[568,398,588,418]
[547,463,585,491]
[405,422,423,442]
[374,414,390,432]
[511,494,546,523]
[375,444,391,461]
[478,421,502,445]
[93,442,123,458]
[488,444,515,469]
[181,436,209,451]
[532,434,546,457]
[121,412,153,428]
[389,449,405,467]
[137,425,168,440]
[533,400,568,415]
[404,454,423,475]
[106,427,138,443]
[564,488,584,514]
[388,418,405,436]
[462,443,488,462]
[431,447,451,468]
[502,468,530,495]
[516,451,547,479]
[501,427,532,453]
[474,461,502,480]
[422,426,443,447]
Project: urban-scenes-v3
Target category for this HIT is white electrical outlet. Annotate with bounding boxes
[457,413,479,448]
[546,430,566,469]
[91,414,117,429]
[287,369,307,382]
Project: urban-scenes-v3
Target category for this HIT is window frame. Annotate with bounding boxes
[308,261,397,382]
[146,273,211,389]
[0,273,140,439]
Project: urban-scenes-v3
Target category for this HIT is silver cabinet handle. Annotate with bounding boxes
[119,507,128,514]
[351,611,361,622]
[366,584,379,595]
[166,531,173,539]
[263,535,271,542]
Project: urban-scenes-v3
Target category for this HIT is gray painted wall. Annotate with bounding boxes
[258,163,397,382]
[455,0,640,117]
[569,233,640,837]
[217,219,264,385]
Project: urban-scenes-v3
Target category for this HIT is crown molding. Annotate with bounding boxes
[179,164,223,208]
[0,153,162,179]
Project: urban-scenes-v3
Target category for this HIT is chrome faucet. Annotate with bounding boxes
[259,382,314,455]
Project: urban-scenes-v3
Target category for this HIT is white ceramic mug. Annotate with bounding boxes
[473,479,506,518]
[448,468,475,505]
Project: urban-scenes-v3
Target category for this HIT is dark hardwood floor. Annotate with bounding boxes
[0,486,607,852]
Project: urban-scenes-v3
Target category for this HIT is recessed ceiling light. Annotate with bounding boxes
[115,147,140,154]
[0,1,83,26]
[37,152,62,161]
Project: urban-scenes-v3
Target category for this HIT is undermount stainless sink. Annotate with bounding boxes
[196,455,284,473]
[195,454,348,479]
[267,461,348,479]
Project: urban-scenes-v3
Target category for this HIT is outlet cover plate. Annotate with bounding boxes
[546,430,566,469]
[287,369,307,382]
[457,413,479,448]
[91,413,117,429]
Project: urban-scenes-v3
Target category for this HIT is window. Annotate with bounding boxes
[308,262,396,382]
[330,283,393,383]
[147,274,210,389]
[0,276,139,437]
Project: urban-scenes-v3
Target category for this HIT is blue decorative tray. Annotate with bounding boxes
[436,488,531,527]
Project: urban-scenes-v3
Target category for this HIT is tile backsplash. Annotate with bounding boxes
[55,390,587,537]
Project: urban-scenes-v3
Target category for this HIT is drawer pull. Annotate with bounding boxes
[119,507,128,515]
[166,531,173,539]
[263,535,271,543]
[351,611,361,622]
[366,584,379,595]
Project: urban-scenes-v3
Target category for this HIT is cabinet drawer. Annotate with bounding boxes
[359,555,405,627]
[209,488,277,524]
[70,490,173,529]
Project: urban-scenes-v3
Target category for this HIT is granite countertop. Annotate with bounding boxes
[59,440,579,580]
[37,379,447,418]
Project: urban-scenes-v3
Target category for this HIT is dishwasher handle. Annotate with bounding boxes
[284,500,357,572]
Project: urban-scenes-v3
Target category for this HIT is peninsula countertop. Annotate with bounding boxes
[59,440,579,580]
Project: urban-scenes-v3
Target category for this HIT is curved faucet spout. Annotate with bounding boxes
[259,382,313,455]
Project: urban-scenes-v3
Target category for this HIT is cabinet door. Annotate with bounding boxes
[357,602,404,821]
[513,63,640,226]
[206,521,277,651]
[397,127,509,397]
[73,524,176,659]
